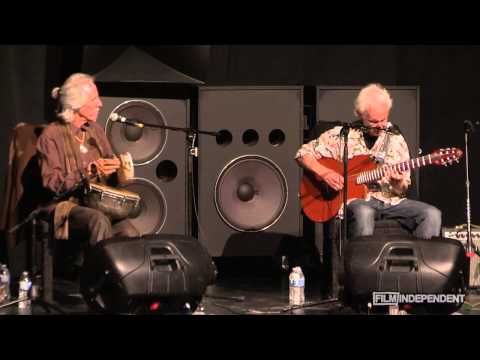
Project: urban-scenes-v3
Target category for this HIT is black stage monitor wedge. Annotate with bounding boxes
[80,234,216,314]
[344,235,468,314]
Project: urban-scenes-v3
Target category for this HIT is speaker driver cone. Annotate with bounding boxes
[105,100,168,165]
[118,178,167,235]
[214,155,288,232]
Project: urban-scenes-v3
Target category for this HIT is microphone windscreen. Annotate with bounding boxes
[109,113,120,121]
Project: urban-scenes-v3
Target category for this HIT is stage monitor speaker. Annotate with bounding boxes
[344,235,467,314]
[80,234,216,314]
[198,86,304,256]
[97,97,189,236]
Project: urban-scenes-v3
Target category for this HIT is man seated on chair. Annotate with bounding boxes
[295,83,441,239]
[36,73,139,252]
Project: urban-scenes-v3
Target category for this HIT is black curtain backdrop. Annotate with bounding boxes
[207,45,480,230]
[1,45,478,263]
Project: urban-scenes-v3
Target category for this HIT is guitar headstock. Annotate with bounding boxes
[431,147,464,166]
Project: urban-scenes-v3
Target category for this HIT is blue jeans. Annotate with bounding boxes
[347,198,442,239]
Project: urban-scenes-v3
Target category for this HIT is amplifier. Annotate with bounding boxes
[442,224,480,288]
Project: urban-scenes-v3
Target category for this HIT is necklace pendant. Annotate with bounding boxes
[79,144,88,154]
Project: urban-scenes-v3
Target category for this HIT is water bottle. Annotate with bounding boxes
[388,305,400,315]
[31,275,42,301]
[18,271,32,314]
[0,264,11,302]
[289,266,305,306]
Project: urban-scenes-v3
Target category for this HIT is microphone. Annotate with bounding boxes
[353,123,401,135]
[464,120,479,133]
[386,124,401,135]
[349,122,366,131]
[340,121,363,135]
[109,113,145,128]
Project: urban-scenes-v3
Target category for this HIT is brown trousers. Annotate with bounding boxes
[68,205,140,246]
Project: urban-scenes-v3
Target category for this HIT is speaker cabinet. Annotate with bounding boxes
[97,97,189,236]
[198,86,303,256]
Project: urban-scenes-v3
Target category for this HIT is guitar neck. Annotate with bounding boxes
[356,154,433,185]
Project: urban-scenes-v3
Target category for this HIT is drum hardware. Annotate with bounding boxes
[82,182,141,221]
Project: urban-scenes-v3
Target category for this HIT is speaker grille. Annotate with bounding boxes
[214,155,288,232]
[105,99,168,165]
[119,178,167,235]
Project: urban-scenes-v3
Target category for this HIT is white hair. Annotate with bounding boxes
[354,83,393,117]
[51,73,95,123]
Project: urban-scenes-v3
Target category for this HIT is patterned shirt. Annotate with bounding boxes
[295,123,411,205]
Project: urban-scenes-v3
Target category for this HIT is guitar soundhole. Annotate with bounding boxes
[320,182,339,200]
[306,172,338,200]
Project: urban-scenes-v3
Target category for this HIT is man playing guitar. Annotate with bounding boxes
[295,83,442,239]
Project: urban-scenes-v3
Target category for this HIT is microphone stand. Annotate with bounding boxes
[337,123,402,257]
[120,120,219,138]
[463,122,480,259]
[8,172,95,235]
[117,121,250,303]
[339,125,350,258]
[113,119,219,233]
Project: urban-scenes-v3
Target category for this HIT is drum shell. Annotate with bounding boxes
[83,185,139,221]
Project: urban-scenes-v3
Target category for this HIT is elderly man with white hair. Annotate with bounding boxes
[37,73,139,251]
[296,83,441,239]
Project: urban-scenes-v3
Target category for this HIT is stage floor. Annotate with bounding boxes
[1,258,479,315]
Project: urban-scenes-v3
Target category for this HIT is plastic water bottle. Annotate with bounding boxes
[18,271,32,314]
[31,275,42,301]
[0,264,11,302]
[289,266,305,306]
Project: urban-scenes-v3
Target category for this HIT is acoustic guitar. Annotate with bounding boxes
[300,148,463,222]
